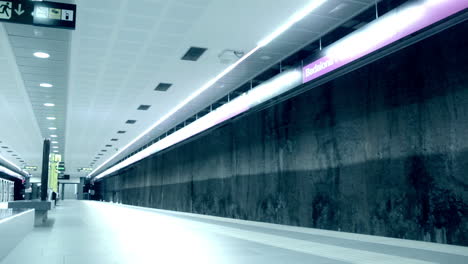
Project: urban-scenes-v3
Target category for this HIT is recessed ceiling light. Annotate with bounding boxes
[47,117,56,120]
[51,141,58,144]
[44,103,55,107]
[50,135,58,138]
[40,83,53,88]
[52,146,58,149]
[53,150,59,153]
[48,127,57,130]
[34,52,50,59]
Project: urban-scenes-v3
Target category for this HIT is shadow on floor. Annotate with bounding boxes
[36,218,55,229]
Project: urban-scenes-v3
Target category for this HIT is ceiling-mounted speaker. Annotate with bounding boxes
[218,49,245,65]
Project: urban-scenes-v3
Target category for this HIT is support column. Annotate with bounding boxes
[77,177,84,200]
[40,139,50,201]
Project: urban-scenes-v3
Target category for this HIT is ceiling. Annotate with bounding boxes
[0,0,376,178]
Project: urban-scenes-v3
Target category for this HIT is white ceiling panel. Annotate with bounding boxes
[9,36,69,52]
[0,25,44,176]
[3,22,72,177]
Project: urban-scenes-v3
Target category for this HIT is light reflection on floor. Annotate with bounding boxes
[1,200,467,264]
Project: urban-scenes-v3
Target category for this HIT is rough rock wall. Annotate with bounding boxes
[96,22,468,246]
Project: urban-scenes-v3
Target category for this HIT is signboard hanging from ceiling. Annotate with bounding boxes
[0,0,76,30]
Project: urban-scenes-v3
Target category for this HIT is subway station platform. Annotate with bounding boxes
[1,201,467,264]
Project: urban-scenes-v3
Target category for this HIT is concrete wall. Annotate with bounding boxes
[96,22,468,246]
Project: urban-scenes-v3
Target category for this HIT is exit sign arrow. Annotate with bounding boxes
[0,1,76,30]
[14,4,24,16]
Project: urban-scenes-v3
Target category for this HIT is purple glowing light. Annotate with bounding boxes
[303,0,468,84]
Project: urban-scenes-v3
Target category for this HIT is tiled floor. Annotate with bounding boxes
[1,201,467,264]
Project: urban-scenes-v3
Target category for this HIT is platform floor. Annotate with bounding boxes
[1,201,467,264]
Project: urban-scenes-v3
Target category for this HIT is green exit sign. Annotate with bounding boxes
[0,0,76,30]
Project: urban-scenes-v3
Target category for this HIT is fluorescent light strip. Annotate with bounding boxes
[303,0,468,83]
[0,154,22,172]
[89,0,327,178]
[258,0,327,47]
[95,70,302,179]
[0,155,25,180]
[88,47,260,178]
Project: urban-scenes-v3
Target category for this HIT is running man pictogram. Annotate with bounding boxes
[0,1,12,19]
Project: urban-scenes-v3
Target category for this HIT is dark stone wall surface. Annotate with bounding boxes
[96,22,468,246]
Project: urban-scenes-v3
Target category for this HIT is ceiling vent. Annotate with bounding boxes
[126,120,137,124]
[137,105,151,110]
[111,138,119,141]
[155,83,172,92]
[181,47,207,61]
[117,131,126,134]
[105,145,112,147]
[101,150,107,152]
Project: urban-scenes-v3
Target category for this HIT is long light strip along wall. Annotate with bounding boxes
[303,0,468,83]
[88,0,329,178]
[0,155,26,180]
[95,70,303,180]
[93,0,468,180]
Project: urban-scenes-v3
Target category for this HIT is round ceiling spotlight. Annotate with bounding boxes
[34,52,50,59]
[44,103,55,107]
[40,83,53,88]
